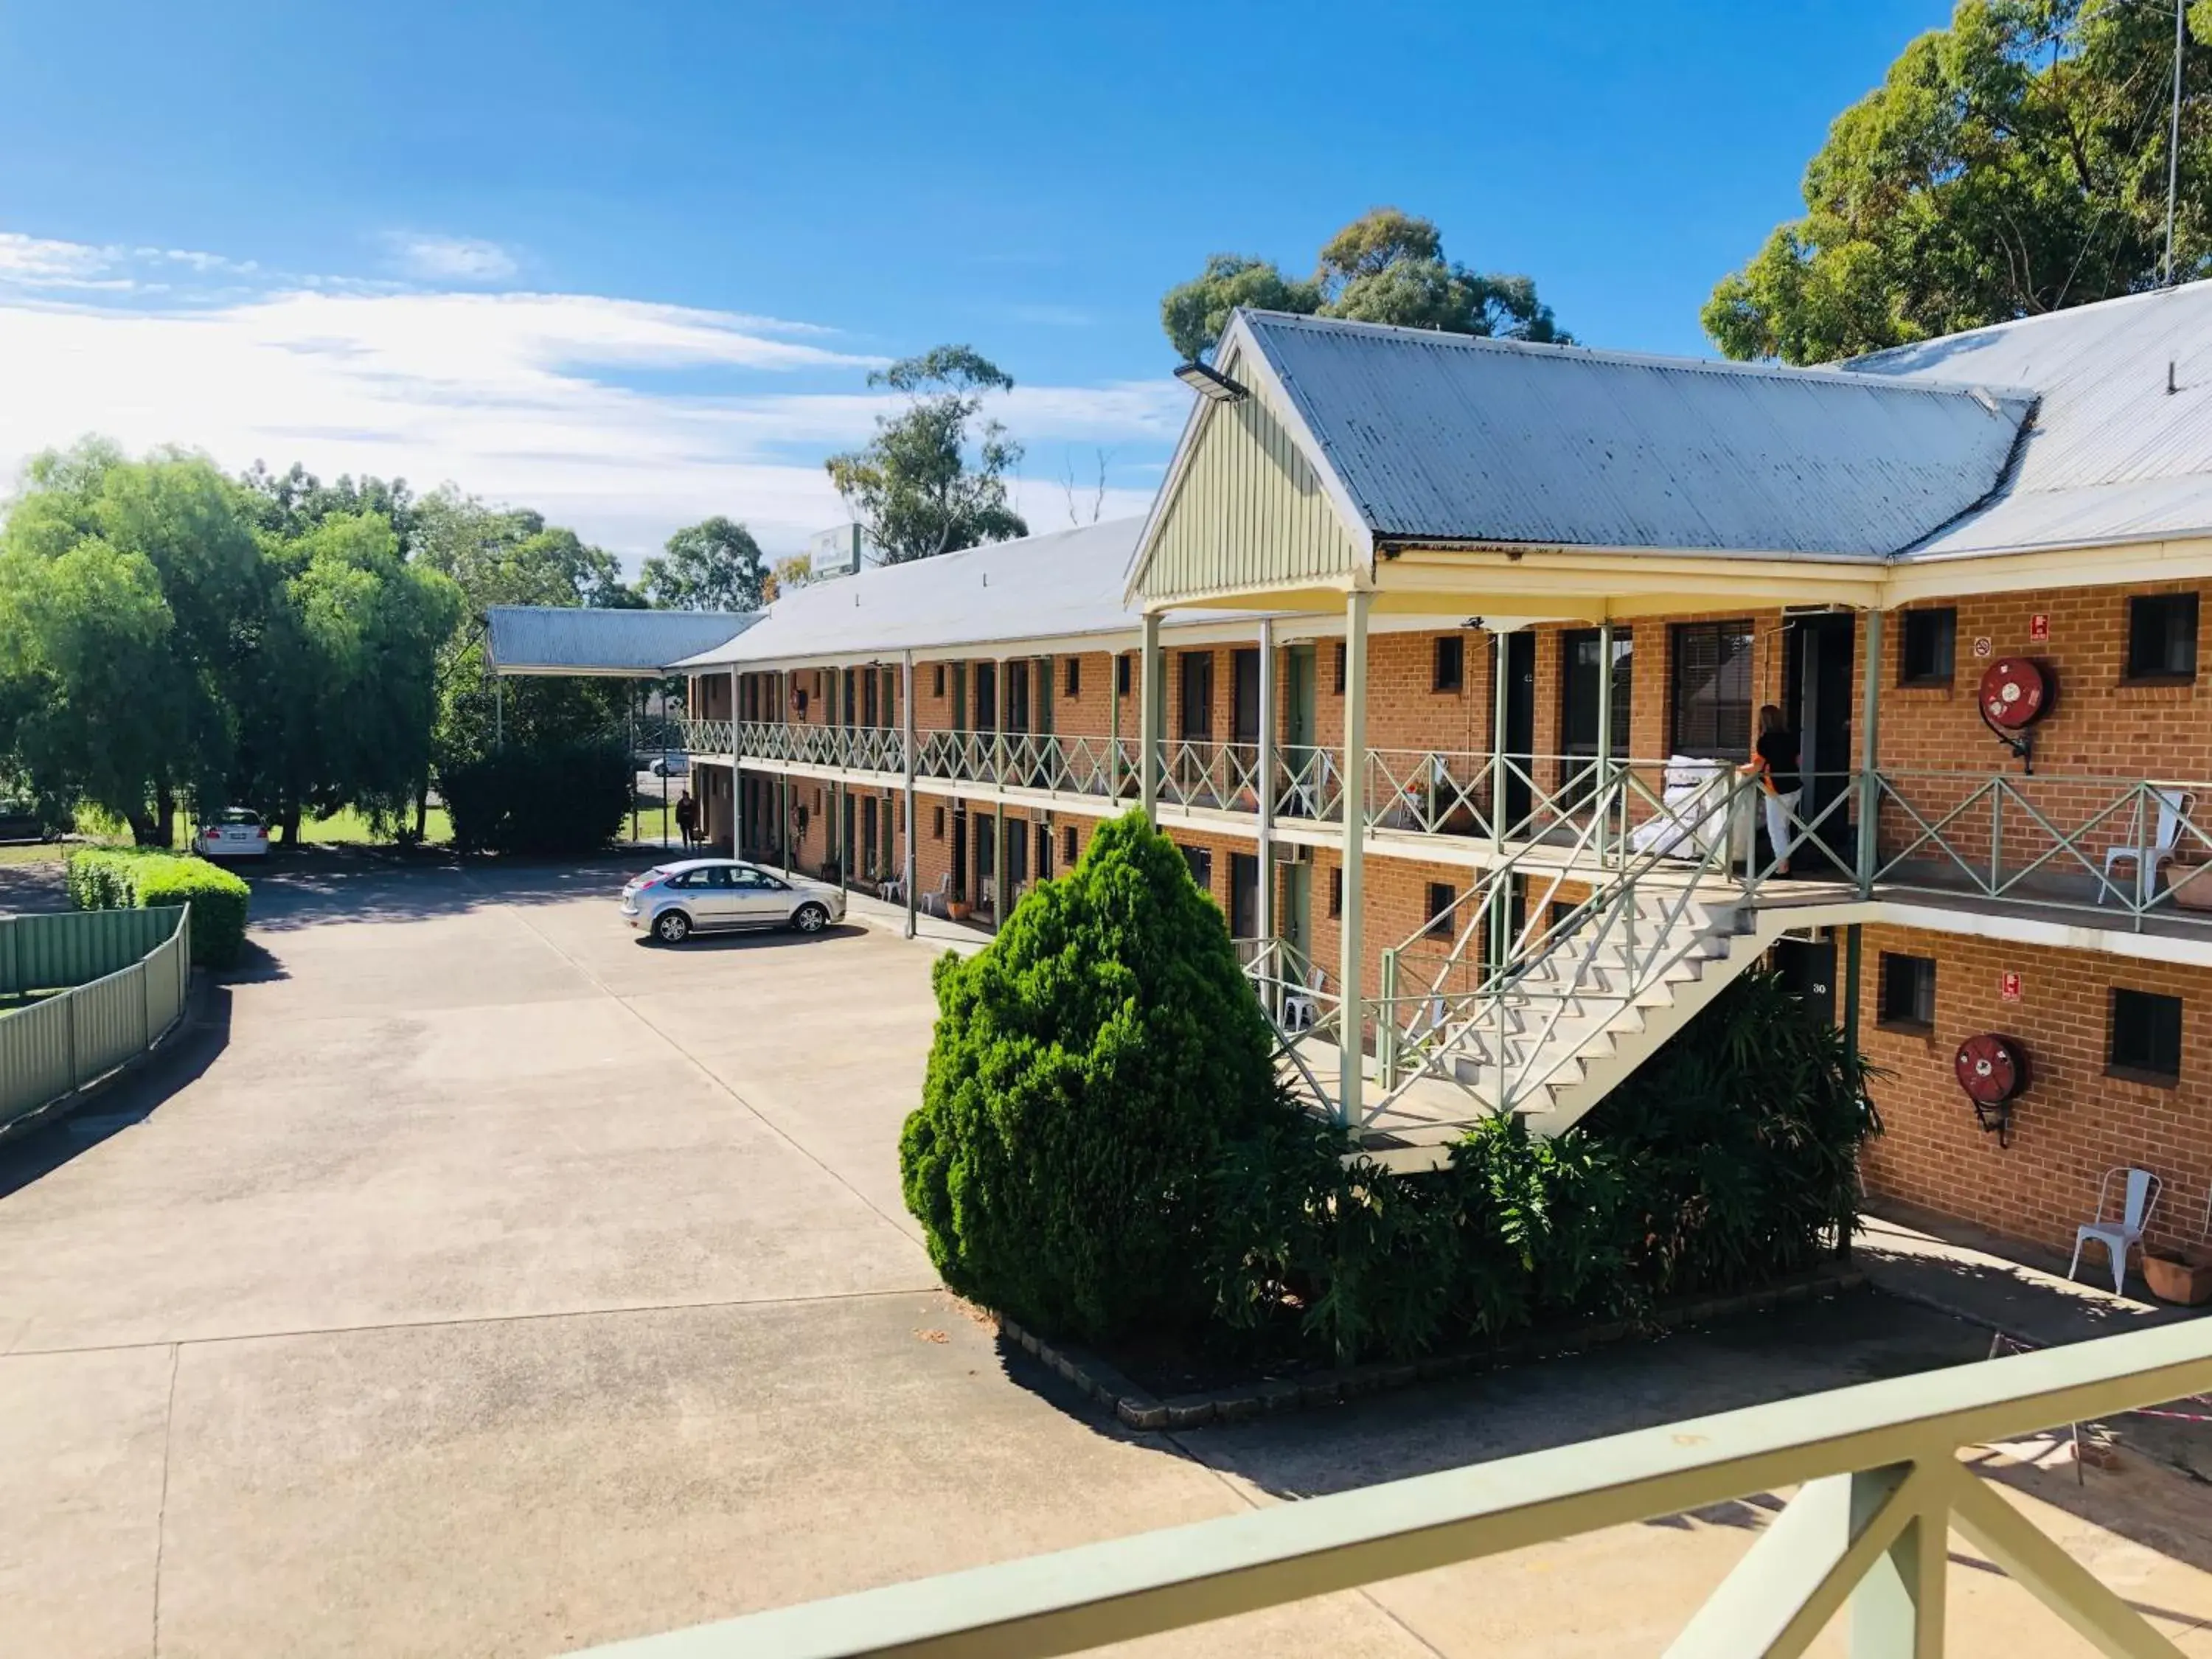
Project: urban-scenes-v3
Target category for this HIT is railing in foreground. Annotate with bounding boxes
[578,1319,2212,1659]
[1,904,192,1131]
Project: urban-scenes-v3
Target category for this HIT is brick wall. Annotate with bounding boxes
[1857,923,2212,1259]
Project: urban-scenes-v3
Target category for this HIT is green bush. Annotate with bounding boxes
[1205,968,1872,1366]
[66,847,251,968]
[900,811,1281,1345]
[439,738,630,855]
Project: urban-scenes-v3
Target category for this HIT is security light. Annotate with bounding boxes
[1172,361,1249,403]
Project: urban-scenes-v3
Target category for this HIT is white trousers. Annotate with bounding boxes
[1763,788,1802,868]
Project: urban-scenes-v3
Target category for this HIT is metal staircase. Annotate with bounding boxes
[1249,762,1861,1170]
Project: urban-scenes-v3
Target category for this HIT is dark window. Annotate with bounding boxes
[813,787,823,813]
[2127,594,2198,681]
[1899,608,1956,686]
[1548,899,1579,935]
[974,661,998,730]
[2109,987,2183,1082]
[1327,866,1343,919]
[1180,651,1214,739]
[1062,826,1078,864]
[1035,824,1053,881]
[1433,635,1464,693]
[1669,620,1755,759]
[1115,653,1131,697]
[1333,641,1347,695]
[1425,881,1455,936]
[932,663,946,698]
[1064,658,1080,698]
[1877,953,1936,1033]
[1181,844,1212,891]
[932,807,945,840]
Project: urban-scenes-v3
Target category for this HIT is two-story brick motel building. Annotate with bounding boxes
[669,288,2212,1274]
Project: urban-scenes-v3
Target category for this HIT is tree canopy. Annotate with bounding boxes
[1160,206,1570,361]
[1705,0,2212,364]
[637,515,767,611]
[825,345,1029,563]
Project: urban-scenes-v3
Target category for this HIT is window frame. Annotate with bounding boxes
[1333,641,1347,696]
[1898,608,1957,688]
[1432,634,1465,695]
[1668,619,1756,760]
[2107,986,2183,1085]
[1424,880,1456,937]
[1327,866,1343,919]
[1876,952,1937,1034]
[932,663,946,699]
[1115,653,1131,697]
[1063,657,1080,698]
[1061,825,1078,865]
[2125,593,2199,683]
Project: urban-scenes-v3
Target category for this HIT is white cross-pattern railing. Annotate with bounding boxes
[1153,738,1262,813]
[677,717,733,755]
[577,1319,2212,1659]
[1237,934,1342,1118]
[1273,745,1343,824]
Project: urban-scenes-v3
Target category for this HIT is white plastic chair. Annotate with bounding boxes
[1282,966,1324,1033]
[2102,787,2194,902]
[2069,1166,2162,1295]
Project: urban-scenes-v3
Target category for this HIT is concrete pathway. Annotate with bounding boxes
[1,860,2208,1657]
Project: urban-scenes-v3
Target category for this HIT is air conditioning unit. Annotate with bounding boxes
[1270,841,1309,863]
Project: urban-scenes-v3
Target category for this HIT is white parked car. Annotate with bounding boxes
[194,807,270,859]
[620,858,844,944]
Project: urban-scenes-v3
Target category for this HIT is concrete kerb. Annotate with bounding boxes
[995,1264,1868,1433]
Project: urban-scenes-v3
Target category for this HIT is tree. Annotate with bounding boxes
[762,552,817,602]
[1158,207,1569,361]
[900,812,1280,1343]
[0,441,263,841]
[825,345,1028,563]
[1705,1,2212,363]
[240,461,419,552]
[637,515,767,611]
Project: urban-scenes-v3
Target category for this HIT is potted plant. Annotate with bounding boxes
[946,887,971,922]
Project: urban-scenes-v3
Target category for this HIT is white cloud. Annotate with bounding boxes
[0,237,1187,560]
[386,234,518,283]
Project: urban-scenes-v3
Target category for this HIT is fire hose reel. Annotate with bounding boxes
[1955,1032,2030,1147]
[1978,658,2055,771]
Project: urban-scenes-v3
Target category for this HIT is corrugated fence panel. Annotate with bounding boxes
[70,963,150,1082]
[0,995,76,1127]
[0,906,178,993]
[0,905,189,1129]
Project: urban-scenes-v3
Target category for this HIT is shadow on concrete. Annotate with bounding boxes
[0,980,232,1200]
[1014,1289,1995,1498]
[632,923,870,953]
[246,856,664,932]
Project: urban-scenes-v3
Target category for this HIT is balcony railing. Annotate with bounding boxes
[578,1318,2212,1659]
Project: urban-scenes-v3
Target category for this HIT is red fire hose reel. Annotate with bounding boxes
[1955,1032,2030,1146]
[1978,658,2054,769]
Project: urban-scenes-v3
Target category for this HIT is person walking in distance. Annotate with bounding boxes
[1742,704,1801,876]
[674,788,697,849]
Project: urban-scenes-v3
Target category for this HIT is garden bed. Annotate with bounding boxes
[999,1263,1868,1431]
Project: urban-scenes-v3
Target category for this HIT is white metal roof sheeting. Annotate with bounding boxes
[1239,311,2034,559]
[484,605,759,675]
[1848,279,2212,557]
[672,518,1147,668]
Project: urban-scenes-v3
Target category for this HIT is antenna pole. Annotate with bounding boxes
[2168,0,2186,287]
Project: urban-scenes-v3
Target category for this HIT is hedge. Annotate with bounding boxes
[439,738,631,856]
[901,810,1874,1367]
[66,847,251,969]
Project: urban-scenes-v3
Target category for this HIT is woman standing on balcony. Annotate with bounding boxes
[1744,705,1801,877]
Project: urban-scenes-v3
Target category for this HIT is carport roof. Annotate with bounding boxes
[484,605,759,676]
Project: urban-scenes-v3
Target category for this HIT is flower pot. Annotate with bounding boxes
[946,900,971,922]
[2164,862,2212,912]
[2143,1245,2212,1306]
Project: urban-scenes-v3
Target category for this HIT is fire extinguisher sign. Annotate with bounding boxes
[1999,971,2023,1002]
[2028,613,2050,641]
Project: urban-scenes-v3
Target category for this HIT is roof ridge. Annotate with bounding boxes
[1239,308,2034,401]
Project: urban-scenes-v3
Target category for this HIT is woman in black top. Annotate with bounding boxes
[1743,704,1801,875]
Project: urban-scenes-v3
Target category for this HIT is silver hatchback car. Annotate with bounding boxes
[621,859,846,945]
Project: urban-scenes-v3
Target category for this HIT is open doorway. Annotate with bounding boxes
[1783,611,1856,875]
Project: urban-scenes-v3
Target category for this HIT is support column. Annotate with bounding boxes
[1139,613,1164,822]
[1594,617,1614,870]
[1856,608,1885,897]
[1256,619,1276,950]
[1338,590,1371,1130]
[1108,644,1124,799]
[835,778,846,891]
[493,672,504,748]
[902,650,917,940]
[1488,627,1513,969]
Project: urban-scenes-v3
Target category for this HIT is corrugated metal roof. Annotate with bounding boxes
[1848,279,2212,557]
[485,605,759,675]
[1237,311,2035,559]
[673,519,1147,668]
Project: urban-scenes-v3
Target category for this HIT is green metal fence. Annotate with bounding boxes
[0,905,190,1131]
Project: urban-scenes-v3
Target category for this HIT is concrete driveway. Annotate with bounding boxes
[3,859,2208,1657]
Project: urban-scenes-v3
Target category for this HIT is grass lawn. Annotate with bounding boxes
[294,807,452,846]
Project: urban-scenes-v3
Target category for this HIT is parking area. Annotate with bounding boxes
[2,859,2209,1657]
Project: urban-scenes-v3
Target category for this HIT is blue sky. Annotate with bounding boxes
[0,1,1948,562]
